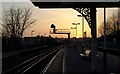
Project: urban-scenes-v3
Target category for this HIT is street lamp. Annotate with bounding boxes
[31,30,34,37]
[72,23,80,49]
[72,23,80,38]
[77,15,85,52]
[71,27,76,44]
[77,15,84,38]
[71,27,76,37]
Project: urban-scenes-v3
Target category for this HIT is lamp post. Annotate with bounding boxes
[72,23,80,49]
[72,23,80,38]
[71,27,76,38]
[77,15,85,51]
[71,27,76,44]
[77,15,84,38]
[31,30,34,37]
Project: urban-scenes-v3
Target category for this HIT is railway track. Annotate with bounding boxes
[3,46,50,69]
[2,45,65,74]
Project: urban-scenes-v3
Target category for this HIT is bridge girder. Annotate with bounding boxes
[74,8,91,28]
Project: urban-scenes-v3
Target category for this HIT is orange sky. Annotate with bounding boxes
[1,1,118,38]
[25,7,118,38]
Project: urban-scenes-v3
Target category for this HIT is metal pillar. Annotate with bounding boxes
[103,7,107,71]
[91,7,97,72]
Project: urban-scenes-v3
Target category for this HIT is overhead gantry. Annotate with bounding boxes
[50,24,70,47]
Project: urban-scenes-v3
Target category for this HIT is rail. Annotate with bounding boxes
[3,45,65,74]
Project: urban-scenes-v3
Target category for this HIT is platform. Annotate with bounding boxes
[43,44,120,73]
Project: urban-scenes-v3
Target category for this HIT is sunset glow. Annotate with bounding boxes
[2,1,120,73]
[1,1,118,38]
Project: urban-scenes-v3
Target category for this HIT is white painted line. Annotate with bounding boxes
[62,50,65,73]
[41,48,64,74]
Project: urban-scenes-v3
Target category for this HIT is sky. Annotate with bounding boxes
[1,0,119,38]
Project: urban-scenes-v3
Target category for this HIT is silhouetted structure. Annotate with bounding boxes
[50,24,71,47]
[3,35,59,52]
[51,24,56,33]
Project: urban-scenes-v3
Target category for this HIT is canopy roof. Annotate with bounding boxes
[31,2,120,8]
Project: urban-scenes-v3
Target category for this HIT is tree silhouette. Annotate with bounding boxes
[98,9,120,37]
[2,7,36,50]
[2,7,36,38]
